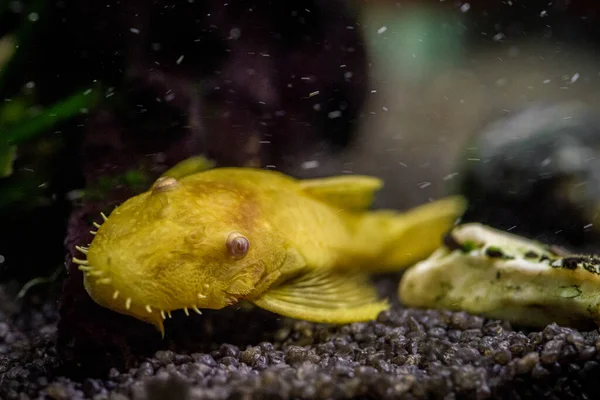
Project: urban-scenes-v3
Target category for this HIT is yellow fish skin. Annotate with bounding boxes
[73,161,466,336]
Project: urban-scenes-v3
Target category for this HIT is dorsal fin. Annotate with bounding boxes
[299,175,383,211]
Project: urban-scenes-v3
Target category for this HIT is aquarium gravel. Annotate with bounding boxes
[2,277,600,400]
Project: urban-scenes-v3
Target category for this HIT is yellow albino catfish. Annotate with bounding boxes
[72,157,466,337]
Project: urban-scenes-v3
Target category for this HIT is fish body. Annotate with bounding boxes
[74,159,466,336]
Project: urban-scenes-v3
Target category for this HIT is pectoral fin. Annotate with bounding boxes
[160,155,216,179]
[251,268,390,324]
[299,175,383,211]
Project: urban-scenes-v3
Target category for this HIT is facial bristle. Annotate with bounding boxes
[77,265,93,272]
[183,307,190,316]
[90,230,97,235]
[192,306,202,315]
[125,297,132,310]
[160,310,166,320]
[167,311,172,318]
[89,270,104,277]
[72,257,89,266]
[97,277,112,285]
[225,295,237,306]
[145,305,152,313]
[197,293,207,299]
[93,222,102,229]
[113,290,120,299]
[75,246,89,255]
[100,212,108,221]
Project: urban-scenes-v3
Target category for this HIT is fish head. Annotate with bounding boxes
[78,175,286,335]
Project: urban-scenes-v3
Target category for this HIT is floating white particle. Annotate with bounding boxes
[540,10,547,17]
[28,12,39,22]
[377,26,387,35]
[418,181,432,189]
[570,73,580,83]
[584,223,593,229]
[229,28,241,40]
[328,110,342,119]
[66,189,84,201]
[0,255,4,264]
[540,158,551,167]
[25,81,35,89]
[130,28,140,34]
[543,79,551,84]
[443,172,459,181]
[313,103,321,111]
[460,3,470,12]
[344,71,353,79]
[259,140,271,144]
[493,32,505,41]
[371,90,377,93]
[382,106,388,111]
[176,55,184,65]
[309,90,320,97]
[302,160,320,169]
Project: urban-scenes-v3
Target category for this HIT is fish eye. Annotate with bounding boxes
[226,232,249,259]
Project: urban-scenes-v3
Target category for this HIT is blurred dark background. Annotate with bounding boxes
[2,0,600,287]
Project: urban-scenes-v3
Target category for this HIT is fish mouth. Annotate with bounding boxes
[72,212,245,337]
[75,252,208,335]
[74,244,238,338]
[72,219,210,338]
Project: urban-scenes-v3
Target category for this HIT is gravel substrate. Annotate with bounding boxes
[3,275,600,400]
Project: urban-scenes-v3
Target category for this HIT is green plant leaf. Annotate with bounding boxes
[0,144,16,177]
[4,86,101,146]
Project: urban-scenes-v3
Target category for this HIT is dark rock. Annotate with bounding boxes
[459,101,600,253]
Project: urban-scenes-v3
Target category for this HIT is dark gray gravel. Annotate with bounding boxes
[3,276,600,400]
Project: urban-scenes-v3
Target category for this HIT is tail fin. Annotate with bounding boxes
[362,196,467,272]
